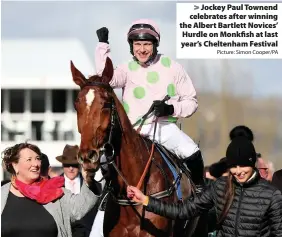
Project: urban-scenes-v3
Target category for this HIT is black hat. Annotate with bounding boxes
[209,157,228,178]
[229,125,254,142]
[226,136,257,168]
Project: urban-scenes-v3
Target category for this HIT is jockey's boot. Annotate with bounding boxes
[183,150,205,194]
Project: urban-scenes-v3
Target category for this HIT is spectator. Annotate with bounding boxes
[228,125,272,179]
[272,169,282,193]
[56,144,102,237]
[56,145,83,195]
[127,137,282,237]
[1,142,101,237]
[256,155,274,182]
[40,153,50,179]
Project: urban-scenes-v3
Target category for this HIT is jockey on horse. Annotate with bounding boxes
[95,19,205,191]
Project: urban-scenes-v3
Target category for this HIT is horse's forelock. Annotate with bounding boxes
[88,75,102,82]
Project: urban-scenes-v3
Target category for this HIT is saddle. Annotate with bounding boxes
[140,135,195,199]
[97,96,197,210]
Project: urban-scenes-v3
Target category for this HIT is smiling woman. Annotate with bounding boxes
[127,136,282,237]
[1,142,101,237]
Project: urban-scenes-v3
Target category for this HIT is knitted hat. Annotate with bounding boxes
[226,137,257,168]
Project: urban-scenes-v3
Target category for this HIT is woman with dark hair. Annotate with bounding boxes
[1,142,101,237]
[127,137,282,237]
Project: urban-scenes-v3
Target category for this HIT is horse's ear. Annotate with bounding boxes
[70,60,86,88]
[102,57,114,83]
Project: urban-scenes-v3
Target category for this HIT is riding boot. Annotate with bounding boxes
[183,150,205,194]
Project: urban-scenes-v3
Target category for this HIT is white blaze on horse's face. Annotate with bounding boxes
[85,89,95,109]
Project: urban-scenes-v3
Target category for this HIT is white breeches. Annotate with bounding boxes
[139,122,199,158]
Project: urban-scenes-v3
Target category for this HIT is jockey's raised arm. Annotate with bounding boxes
[95,41,127,89]
[94,19,205,190]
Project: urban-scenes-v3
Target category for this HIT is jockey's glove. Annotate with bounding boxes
[153,100,174,117]
[96,27,109,44]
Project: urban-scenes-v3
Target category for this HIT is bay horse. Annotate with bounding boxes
[70,57,199,237]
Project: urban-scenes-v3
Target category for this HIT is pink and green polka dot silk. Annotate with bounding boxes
[95,43,198,126]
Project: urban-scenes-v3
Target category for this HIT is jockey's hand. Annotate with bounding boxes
[153,100,174,117]
[96,27,109,44]
[127,186,146,204]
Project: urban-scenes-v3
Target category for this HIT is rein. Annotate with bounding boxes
[135,95,170,189]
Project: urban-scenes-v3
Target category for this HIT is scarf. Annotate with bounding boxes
[12,176,65,204]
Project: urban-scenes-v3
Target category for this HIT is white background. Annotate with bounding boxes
[176,3,282,59]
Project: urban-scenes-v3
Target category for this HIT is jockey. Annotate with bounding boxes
[95,19,204,188]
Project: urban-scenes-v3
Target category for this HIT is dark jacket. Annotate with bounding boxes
[204,178,217,234]
[272,169,282,193]
[146,169,282,237]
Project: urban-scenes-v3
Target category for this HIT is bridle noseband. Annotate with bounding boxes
[79,81,124,178]
[82,81,117,161]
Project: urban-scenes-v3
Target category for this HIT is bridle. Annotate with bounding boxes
[74,76,200,236]
[78,81,129,184]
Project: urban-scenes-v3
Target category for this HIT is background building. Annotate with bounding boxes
[1,38,121,180]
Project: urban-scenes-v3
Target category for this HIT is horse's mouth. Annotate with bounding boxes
[77,142,114,165]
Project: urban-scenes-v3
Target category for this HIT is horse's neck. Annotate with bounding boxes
[113,95,149,187]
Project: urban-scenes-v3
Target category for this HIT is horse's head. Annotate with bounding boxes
[71,57,115,167]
